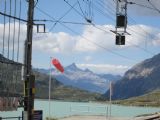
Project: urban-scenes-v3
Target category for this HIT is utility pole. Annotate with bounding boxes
[24,0,35,120]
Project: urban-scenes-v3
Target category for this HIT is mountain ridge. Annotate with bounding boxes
[103,53,160,100]
[36,63,122,93]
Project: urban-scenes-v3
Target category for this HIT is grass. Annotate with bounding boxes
[46,117,58,120]
[114,90,160,107]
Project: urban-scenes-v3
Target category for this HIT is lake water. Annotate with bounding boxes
[0,100,160,119]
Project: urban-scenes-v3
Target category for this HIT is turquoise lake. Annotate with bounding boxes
[0,100,160,119]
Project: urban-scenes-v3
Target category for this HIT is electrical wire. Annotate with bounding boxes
[12,0,17,60]
[77,0,86,18]
[126,0,160,13]
[147,0,160,13]
[64,0,112,32]
[36,6,136,62]
[7,0,12,59]
[102,1,156,55]
[17,0,22,62]
[48,1,78,32]
[92,1,115,22]
[63,0,156,56]
[0,11,27,22]
[2,0,6,55]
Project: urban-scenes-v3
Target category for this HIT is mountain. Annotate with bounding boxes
[34,70,100,101]
[0,55,99,101]
[115,90,160,107]
[103,53,160,100]
[40,63,121,93]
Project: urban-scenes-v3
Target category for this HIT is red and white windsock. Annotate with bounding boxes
[52,58,64,73]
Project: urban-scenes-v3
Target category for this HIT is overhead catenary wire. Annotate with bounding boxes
[12,0,17,60]
[17,0,22,62]
[65,0,156,56]
[64,0,112,33]
[77,0,86,19]
[2,0,7,56]
[102,0,157,55]
[7,0,12,59]
[15,0,22,101]
[48,1,78,32]
[147,0,160,13]
[35,6,137,62]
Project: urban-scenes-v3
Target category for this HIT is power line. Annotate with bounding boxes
[94,0,156,56]
[0,11,27,22]
[37,0,156,60]
[17,0,22,62]
[64,0,112,32]
[48,1,78,32]
[147,0,160,13]
[7,0,12,59]
[102,0,157,55]
[2,0,6,55]
[35,6,136,62]
[12,0,17,60]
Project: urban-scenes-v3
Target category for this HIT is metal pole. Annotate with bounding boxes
[109,81,112,120]
[49,57,52,120]
[24,0,35,120]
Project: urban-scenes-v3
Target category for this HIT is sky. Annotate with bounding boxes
[0,0,160,75]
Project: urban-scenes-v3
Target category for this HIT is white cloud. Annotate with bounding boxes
[84,56,92,62]
[1,23,160,56]
[77,63,130,75]
[33,32,76,54]
[75,25,115,52]
[33,25,160,53]
[1,22,160,72]
[152,33,160,46]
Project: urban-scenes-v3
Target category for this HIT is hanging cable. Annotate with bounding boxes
[126,1,160,13]
[101,0,157,55]
[6,0,12,106]
[64,0,112,32]
[48,1,78,32]
[12,0,17,60]
[17,0,22,62]
[7,0,12,59]
[15,0,22,102]
[36,6,136,62]
[147,0,160,13]
[65,0,155,55]
[2,0,7,56]
[77,0,86,18]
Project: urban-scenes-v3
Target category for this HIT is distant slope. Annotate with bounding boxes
[0,54,100,101]
[34,70,100,101]
[37,63,121,93]
[103,53,160,100]
[115,90,160,107]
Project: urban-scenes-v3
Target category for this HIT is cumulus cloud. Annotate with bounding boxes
[1,23,160,55]
[34,24,160,54]
[77,63,130,75]
[84,56,92,62]
[33,32,76,54]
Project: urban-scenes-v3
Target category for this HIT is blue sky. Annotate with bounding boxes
[0,0,160,75]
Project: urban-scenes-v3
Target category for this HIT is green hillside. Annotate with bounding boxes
[115,90,160,107]
[34,70,100,101]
